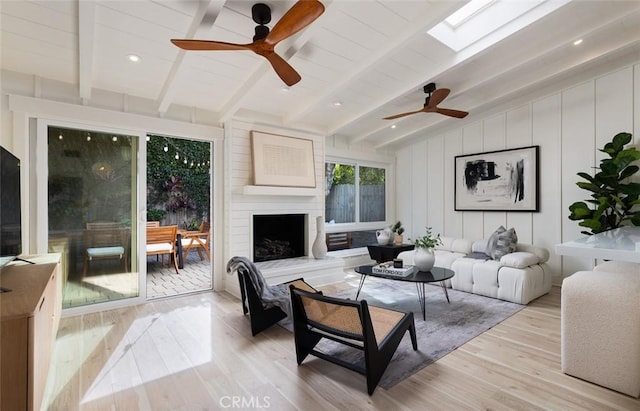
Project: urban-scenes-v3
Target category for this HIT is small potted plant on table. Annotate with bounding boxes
[392,221,405,245]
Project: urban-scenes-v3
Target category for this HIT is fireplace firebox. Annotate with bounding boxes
[253,214,306,262]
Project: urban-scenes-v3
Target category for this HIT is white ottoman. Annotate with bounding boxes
[561,268,640,397]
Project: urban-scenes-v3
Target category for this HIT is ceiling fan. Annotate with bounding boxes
[171,1,325,86]
[383,83,469,120]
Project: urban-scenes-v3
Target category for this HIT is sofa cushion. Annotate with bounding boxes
[500,251,539,268]
[515,243,550,263]
[436,237,473,254]
[486,226,518,260]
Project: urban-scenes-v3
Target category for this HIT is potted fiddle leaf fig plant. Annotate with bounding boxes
[568,132,640,235]
[410,227,443,272]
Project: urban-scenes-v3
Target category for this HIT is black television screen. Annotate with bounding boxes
[1,146,22,266]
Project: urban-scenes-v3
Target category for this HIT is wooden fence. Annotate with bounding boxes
[326,184,385,223]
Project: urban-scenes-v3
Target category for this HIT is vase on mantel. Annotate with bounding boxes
[311,216,328,259]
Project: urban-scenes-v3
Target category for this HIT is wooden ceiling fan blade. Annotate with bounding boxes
[171,39,251,51]
[264,52,301,86]
[383,108,427,120]
[427,88,450,107]
[436,107,469,118]
[265,0,325,46]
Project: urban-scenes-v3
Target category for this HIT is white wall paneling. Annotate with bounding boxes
[395,60,640,283]
[532,93,562,283]
[505,105,533,243]
[443,129,463,237]
[461,122,484,241]
[595,67,634,163]
[426,137,444,236]
[411,141,428,238]
[561,81,596,275]
[635,64,640,143]
[481,114,507,239]
[396,146,414,239]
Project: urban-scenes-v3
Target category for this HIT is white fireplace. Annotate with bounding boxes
[224,123,345,296]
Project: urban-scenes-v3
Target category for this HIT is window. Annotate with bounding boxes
[325,161,386,249]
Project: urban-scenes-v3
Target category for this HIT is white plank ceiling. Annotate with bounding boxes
[2,0,640,149]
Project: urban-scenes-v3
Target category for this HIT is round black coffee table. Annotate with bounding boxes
[354,265,455,320]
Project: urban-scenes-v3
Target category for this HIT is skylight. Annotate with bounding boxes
[428,0,570,53]
[445,0,495,28]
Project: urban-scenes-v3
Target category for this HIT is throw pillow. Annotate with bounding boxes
[465,252,491,260]
[486,226,518,260]
[485,226,505,258]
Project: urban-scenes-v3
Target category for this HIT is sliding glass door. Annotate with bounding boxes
[45,125,139,309]
[145,134,212,299]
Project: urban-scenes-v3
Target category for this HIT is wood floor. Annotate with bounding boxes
[42,280,640,411]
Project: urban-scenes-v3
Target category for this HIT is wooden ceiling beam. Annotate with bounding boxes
[157,0,227,114]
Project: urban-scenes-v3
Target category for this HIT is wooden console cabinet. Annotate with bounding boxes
[1,262,61,411]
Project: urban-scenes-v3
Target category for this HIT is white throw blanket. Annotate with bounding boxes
[226,256,292,319]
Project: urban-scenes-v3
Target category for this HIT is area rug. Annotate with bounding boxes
[288,276,525,389]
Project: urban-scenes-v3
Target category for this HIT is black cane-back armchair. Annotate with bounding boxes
[236,265,318,336]
[289,287,417,395]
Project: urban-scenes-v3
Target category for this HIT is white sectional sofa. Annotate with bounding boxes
[399,236,553,304]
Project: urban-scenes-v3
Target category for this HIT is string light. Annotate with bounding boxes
[152,135,210,170]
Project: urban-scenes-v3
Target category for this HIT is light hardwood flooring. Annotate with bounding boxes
[43,280,640,410]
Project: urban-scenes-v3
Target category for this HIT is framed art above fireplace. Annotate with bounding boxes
[251,131,316,188]
[454,145,539,212]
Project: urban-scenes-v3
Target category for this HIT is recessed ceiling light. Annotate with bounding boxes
[127,54,141,62]
[333,101,342,107]
[391,125,397,129]
[573,39,583,46]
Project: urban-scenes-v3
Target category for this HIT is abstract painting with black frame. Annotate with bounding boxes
[455,146,539,212]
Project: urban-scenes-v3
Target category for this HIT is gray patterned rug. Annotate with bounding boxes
[293,276,525,389]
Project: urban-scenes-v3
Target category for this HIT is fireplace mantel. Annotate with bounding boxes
[242,185,320,196]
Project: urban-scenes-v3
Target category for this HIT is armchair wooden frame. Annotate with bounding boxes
[146,225,179,274]
[290,287,418,395]
[236,267,318,336]
[181,221,210,261]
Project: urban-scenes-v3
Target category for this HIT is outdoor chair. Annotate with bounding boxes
[234,262,319,336]
[146,221,160,228]
[290,287,418,395]
[181,221,211,261]
[146,225,179,274]
[83,223,130,276]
